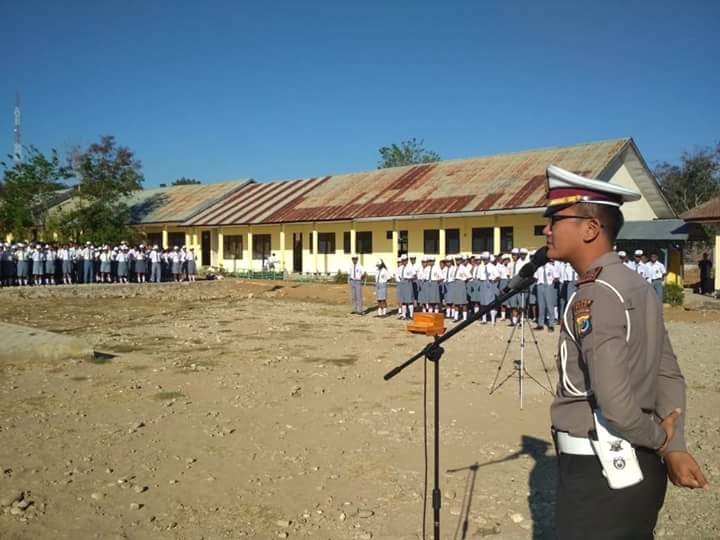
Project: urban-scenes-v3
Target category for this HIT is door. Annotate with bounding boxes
[201,231,211,266]
[293,232,302,273]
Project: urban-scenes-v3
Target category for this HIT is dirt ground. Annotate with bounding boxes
[0,279,718,540]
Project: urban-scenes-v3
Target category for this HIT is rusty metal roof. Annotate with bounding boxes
[681,197,720,222]
[126,180,252,224]
[184,139,632,226]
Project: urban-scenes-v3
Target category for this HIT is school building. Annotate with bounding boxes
[125,138,688,283]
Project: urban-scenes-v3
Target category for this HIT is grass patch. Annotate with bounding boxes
[152,391,185,401]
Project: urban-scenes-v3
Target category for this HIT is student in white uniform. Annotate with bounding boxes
[348,255,366,315]
[149,245,162,283]
[186,248,197,282]
[454,255,471,322]
[647,252,667,304]
[427,256,443,313]
[633,249,648,280]
[374,259,390,317]
[397,254,416,320]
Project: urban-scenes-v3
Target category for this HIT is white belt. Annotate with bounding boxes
[555,431,595,455]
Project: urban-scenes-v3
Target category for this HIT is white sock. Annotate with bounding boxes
[512,316,517,324]
[463,311,468,321]
[491,310,497,323]
[481,314,487,322]
[408,305,414,317]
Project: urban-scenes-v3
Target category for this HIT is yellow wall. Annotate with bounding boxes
[148,212,552,275]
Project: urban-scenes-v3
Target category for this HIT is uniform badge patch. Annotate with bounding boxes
[573,299,593,337]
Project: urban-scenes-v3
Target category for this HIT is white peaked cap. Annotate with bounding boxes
[634,249,643,256]
[545,165,641,217]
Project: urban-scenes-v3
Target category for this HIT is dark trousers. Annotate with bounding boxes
[556,449,667,539]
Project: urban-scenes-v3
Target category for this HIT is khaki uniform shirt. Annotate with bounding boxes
[551,251,687,453]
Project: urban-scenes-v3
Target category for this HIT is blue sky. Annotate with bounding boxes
[1,0,718,187]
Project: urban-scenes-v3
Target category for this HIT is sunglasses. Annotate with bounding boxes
[548,215,595,228]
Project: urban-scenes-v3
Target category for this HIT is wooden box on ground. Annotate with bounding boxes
[406,312,445,336]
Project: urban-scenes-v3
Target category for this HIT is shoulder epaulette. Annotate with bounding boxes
[577,266,602,285]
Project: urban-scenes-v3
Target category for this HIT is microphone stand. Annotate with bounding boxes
[384,276,536,540]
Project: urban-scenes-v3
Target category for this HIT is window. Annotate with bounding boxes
[343,231,351,253]
[252,234,271,260]
[398,230,408,255]
[223,235,243,259]
[318,232,336,254]
[446,229,460,255]
[424,230,439,254]
[168,232,185,248]
[356,231,373,254]
[534,225,545,236]
[500,227,514,252]
[472,228,493,253]
[309,233,313,254]
[386,230,393,240]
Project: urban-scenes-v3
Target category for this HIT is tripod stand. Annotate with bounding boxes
[489,289,554,408]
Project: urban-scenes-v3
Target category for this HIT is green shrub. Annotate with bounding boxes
[663,283,684,306]
[334,271,349,284]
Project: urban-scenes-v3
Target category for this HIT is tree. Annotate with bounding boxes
[60,136,144,244]
[655,143,720,214]
[172,177,202,185]
[0,146,72,240]
[377,138,441,169]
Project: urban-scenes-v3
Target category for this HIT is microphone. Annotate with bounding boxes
[503,246,549,292]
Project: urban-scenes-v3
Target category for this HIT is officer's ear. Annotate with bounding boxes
[581,216,604,243]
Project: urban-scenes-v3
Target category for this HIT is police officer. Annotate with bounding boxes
[543,165,708,539]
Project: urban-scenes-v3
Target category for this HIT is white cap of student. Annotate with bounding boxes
[544,165,641,217]
[634,249,643,256]
[400,254,408,261]
[618,250,627,257]
[511,248,520,255]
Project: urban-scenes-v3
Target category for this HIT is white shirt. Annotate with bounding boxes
[455,264,471,281]
[647,261,666,280]
[400,263,416,280]
[149,250,161,263]
[486,262,499,281]
[563,263,578,282]
[349,263,365,280]
[446,265,456,283]
[635,260,649,280]
[623,260,636,271]
[497,263,509,280]
[376,268,390,284]
[430,265,444,281]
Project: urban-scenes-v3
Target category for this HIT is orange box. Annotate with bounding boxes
[407,312,445,336]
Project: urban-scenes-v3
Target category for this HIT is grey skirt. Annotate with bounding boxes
[100,260,111,273]
[417,280,428,303]
[375,282,388,301]
[468,279,482,302]
[187,260,196,274]
[398,280,414,304]
[424,281,441,304]
[499,279,510,306]
[479,280,497,305]
[118,261,129,277]
[135,260,146,273]
[33,260,44,275]
[62,260,72,273]
[450,281,468,305]
[17,260,28,278]
[45,259,55,274]
[171,260,181,273]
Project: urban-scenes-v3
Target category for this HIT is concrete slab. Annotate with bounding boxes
[0,322,94,364]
